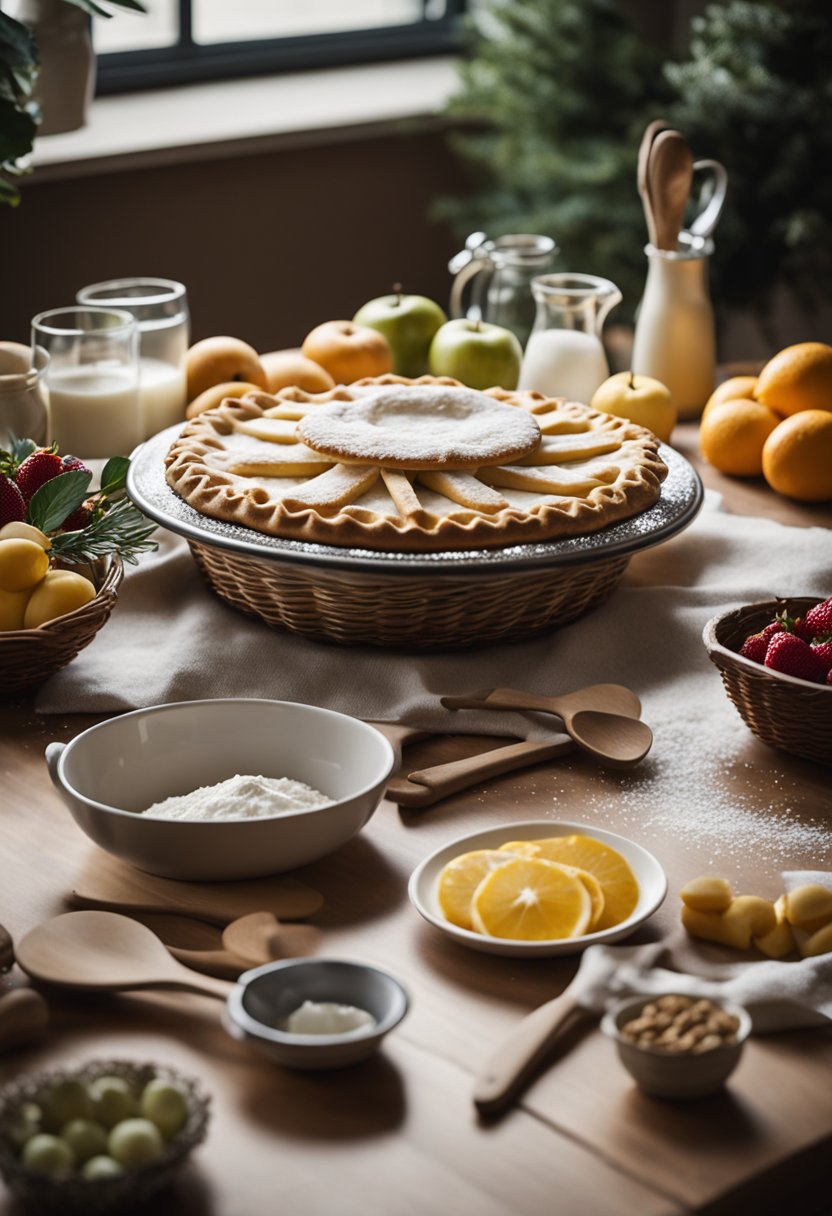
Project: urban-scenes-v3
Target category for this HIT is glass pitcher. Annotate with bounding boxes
[518,274,622,404]
[448,233,558,349]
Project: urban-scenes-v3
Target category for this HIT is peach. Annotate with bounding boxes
[185,381,264,420]
[0,539,49,592]
[260,349,335,395]
[0,587,30,631]
[301,321,392,385]
[185,337,267,402]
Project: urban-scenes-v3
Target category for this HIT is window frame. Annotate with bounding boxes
[95,0,467,94]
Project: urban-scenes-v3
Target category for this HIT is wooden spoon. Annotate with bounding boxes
[647,129,694,251]
[637,118,670,245]
[221,911,321,964]
[16,911,233,1001]
[441,686,652,769]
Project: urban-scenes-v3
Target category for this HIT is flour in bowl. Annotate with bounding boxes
[142,774,332,821]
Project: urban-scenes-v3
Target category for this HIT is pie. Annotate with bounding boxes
[164,375,668,551]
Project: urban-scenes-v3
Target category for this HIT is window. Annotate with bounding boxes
[93,0,466,93]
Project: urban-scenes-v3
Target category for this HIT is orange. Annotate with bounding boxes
[755,342,832,417]
[470,857,591,941]
[762,410,832,502]
[698,398,781,477]
[701,376,758,424]
[504,835,639,931]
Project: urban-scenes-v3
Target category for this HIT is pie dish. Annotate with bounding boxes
[164,376,668,552]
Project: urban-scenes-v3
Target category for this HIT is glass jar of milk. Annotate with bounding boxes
[518,274,622,405]
[31,307,141,458]
[77,278,189,439]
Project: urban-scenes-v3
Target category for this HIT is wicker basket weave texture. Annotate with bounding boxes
[0,557,123,695]
[189,540,630,649]
[704,597,832,766]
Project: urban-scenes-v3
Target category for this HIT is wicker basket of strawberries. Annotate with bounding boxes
[0,439,156,695]
[703,595,832,766]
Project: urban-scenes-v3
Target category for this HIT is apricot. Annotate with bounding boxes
[185,336,267,402]
[0,587,31,631]
[185,381,264,420]
[23,570,96,628]
[0,539,50,592]
[301,321,392,385]
[260,349,335,395]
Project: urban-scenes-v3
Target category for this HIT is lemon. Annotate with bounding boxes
[698,398,781,477]
[437,848,520,930]
[513,835,639,931]
[755,341,832,417]
[471,857,591,941]
[762,410,832,502]
[496,843,604,928]
[0,538,49,592]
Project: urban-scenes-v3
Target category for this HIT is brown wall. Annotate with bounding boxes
[0,125,468,352]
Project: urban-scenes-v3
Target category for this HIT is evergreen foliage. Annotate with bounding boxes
[438,0,672,323]
[667,0,832,324]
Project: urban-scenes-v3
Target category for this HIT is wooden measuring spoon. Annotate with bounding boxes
[222,911,321,964]
[637,118,670,245]
[16,911,233,1001]
[647,129,694,250]
[441,686,652,769]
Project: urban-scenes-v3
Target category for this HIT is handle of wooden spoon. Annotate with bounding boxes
[152,970,234,1000]
[167,946,250,981]
[442,689,566,717]
[387,739,574,808]
[473,991,590,1117]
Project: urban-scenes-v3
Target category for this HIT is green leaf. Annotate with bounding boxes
[11,436,37,462]
[99,455,130,496]
[27,469,92,532]
[62,0,147,16]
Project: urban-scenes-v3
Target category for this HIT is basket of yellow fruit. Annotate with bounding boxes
[0,439,157,695]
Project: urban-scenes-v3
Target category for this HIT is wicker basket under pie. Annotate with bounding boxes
[165,375,667,553]
[162,375,670,647]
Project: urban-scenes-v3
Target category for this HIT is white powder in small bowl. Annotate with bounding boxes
[141,774,333,822]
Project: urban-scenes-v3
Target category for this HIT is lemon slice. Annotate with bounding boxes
[497,842,605,929]
[470,857,592,941]
[437,849,521,930]
[516,835,639,931]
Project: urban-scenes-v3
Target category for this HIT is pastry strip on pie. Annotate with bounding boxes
[165,377,668,552]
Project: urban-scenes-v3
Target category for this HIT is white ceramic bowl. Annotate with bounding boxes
[225,958,409,1069]
[601,994,752,1099]
[408,820,667,958]
[46,699,395,881]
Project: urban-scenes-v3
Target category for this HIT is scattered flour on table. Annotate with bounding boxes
[520,711,831,865]
[142,774,332,821]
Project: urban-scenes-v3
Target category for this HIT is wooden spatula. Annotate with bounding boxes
[647,129,694,250]
[67,853,323,928]
[637,118,670,245]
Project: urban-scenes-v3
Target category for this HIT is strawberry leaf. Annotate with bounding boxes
[26,469,92,532]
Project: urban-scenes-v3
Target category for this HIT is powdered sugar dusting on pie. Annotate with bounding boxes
[297,385,541,470]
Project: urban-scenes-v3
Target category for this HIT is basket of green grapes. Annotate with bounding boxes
[0,1059,211,1212]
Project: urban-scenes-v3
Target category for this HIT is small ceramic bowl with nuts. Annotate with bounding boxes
[601,993,752,1099]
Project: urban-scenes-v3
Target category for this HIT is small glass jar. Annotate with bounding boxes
[0,342,49,449]
[76,278,189,439]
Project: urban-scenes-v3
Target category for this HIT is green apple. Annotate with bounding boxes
[428,319,522,392]
[353,288,447,378]
[590,371,676,442]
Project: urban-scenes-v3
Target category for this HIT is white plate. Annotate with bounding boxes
[408,820,667,958]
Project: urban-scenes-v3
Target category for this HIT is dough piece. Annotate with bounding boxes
[680,876,734,913]
[783,884,832,930]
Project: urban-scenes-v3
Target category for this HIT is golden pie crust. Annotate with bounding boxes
[165,375,668,552]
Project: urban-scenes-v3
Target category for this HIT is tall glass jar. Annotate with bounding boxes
[449,234,558,349]
[631,238,716,420]
[76,278,189,439]
[0,342,49,449]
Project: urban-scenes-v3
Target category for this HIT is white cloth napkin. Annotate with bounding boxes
[35,491,832,737]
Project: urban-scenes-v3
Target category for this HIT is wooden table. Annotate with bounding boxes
[1,423,830,1216]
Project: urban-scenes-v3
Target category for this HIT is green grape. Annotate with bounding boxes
[87,1076,137,1129]
[139,1080,189,1140]
[81,1154,125,1181]
[108,1118,164,1168]
[5,1103,42,1150]
[21,1133,75,1175]
[42,1080,94,1131]
[60,1118,109,1165]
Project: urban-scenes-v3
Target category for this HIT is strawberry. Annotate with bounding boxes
[61,455,92,477]
[739,620,787,664]
[764,633,828,683]
[15,449,64,502]
[60,501,94,532]
[810,634,832,675]
[0,473,26,526]
[802,597,832,641]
